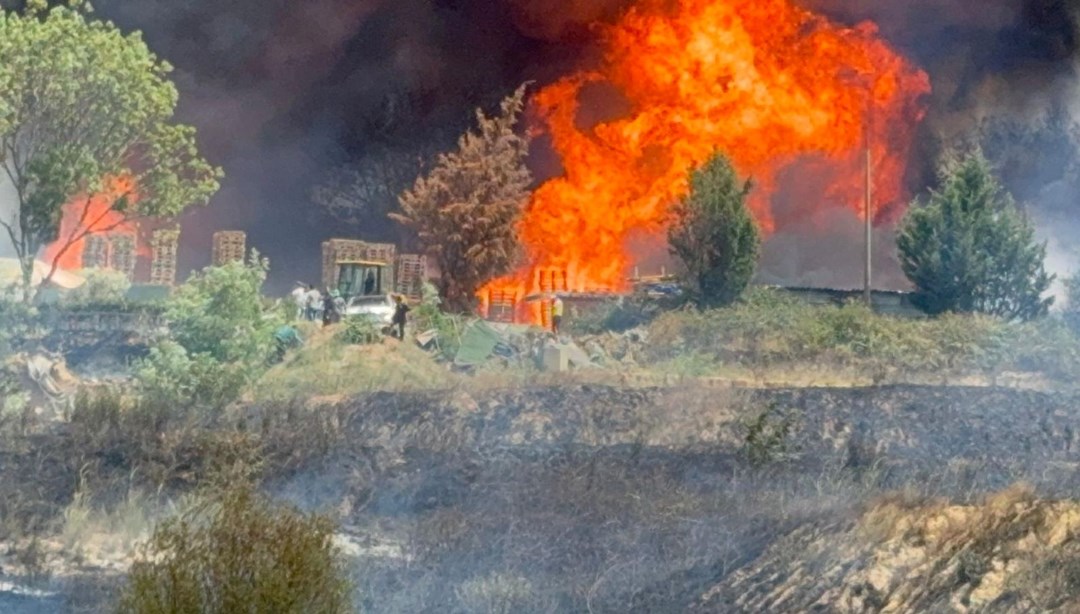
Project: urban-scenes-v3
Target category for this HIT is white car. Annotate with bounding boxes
[344,294,395,325]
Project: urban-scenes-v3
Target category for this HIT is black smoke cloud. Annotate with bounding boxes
[5,0,1079,291]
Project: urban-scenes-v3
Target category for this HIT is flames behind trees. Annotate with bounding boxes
[41,176,140,273]
[484,0,931,312]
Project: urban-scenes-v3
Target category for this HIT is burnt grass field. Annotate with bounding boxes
[5,383,1080,612]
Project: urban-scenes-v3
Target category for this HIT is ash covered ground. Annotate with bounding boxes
[6,382,1080,612]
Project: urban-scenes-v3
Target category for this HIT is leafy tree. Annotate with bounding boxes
[668,152,760,308]
[0,1,221,296]
[897,150,1053,320]
[392,85,532,313]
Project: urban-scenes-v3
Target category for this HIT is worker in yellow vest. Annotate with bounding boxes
[551,294,564,336]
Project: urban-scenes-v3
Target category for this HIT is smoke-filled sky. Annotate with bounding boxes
[3,0,1079,291]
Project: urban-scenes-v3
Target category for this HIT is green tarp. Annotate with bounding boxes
[454,320,505,367]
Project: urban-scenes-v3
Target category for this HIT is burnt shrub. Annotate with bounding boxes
[117,481,351,614]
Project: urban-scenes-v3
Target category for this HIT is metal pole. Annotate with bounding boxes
[864,145,872,307]
[863,85,873,308]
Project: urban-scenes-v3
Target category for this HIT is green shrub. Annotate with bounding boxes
[136,341,252,412]
[63,268,131,309]
[641,287,1080,382]
[411,282,465,359]
[117,482,352,614]
[340,315,380,345]
[164,254,279,365]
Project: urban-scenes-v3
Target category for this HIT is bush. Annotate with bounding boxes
[340,316,381,345]
[642,287,1080,381]
[136,341,252,411]
[164,254,279,365]
[135,254,282,412]
[117,482,352,614]
[63,268,131,309]
[411,282,466,359]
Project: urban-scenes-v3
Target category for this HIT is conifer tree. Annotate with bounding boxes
[668,152,760,308]
[392,85,532,312]
[897,150,1053,321]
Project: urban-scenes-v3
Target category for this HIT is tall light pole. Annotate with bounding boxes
[863,82,873,308]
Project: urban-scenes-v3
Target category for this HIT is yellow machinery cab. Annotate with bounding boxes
[336,259,389,299]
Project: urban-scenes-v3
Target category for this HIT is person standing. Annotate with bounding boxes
[290,283,307,320]
[551,294,564,336]
[392,294,410,340]
[305,285,322,322]
[322,289,339,326]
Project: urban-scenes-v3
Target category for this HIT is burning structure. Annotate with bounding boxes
[482,0,931,323]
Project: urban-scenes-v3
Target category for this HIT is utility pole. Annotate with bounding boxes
[863,85,873,308]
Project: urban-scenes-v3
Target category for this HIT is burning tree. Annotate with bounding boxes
[897,150,1053,321]
[0,1,221,298]
[668,153,760,308]
[392,85,531,312]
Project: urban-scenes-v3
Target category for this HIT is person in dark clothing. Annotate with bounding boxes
[392,294,410,340]
[363,271,376,296]
[322,290,339,326]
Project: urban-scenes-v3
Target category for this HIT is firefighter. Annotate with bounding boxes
[551,294,564,336]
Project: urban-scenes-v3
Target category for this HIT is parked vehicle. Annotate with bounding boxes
[344,294,395,326]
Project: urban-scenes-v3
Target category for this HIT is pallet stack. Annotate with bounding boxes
[536,268,569,329]
[81,235,110,270]
[486,289,517,323]
[149,229,180,286]
[320,239,397,290]
[394,254,427,301]
[81,232,137,280]
[211,231,246,266]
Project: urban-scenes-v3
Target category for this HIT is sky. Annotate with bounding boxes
[2,0,1078,291]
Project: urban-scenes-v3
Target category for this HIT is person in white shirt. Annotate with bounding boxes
[304,286,322,321]
[289,283,307,320]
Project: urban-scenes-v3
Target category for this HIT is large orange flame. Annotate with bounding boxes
[484,0,930,321]
[41,176,139,272]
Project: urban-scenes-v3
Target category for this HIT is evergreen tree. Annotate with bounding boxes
[392,86,532,313]
[897,150,1053,321]
[668,153,760,308]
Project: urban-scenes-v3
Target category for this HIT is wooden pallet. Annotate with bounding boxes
[321,239,397,290]
[149,229,180,286]
[212,231,246,266]
[394,254,427,301]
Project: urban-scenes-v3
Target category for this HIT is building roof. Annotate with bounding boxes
[0,258,85,290]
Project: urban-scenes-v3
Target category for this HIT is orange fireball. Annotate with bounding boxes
[484,0,930,321]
